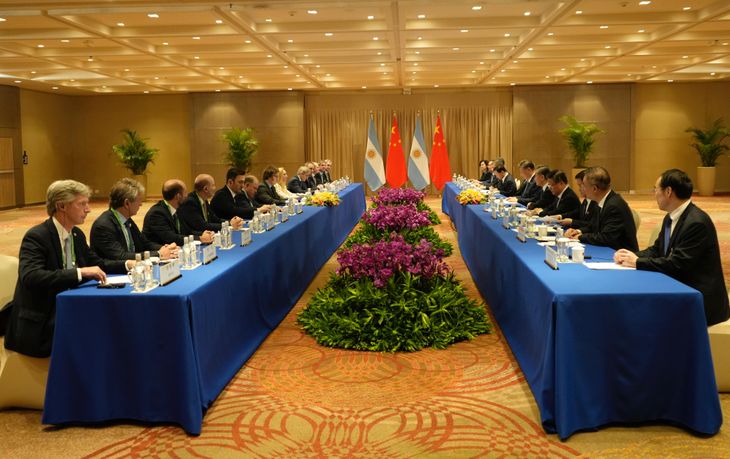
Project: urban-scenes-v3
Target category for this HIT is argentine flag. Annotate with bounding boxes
[408,116,430,190]
[364,117,386,191]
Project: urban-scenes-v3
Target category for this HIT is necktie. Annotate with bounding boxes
[662,215,672,255]
[173,213,181,233]
[201,202,208,222]
[124,220,135,252]
[64,235,74,269]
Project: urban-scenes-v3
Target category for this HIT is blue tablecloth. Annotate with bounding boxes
[43,184,366,435]
[442,182,722,440]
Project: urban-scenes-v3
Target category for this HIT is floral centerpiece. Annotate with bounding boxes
[297,187,491,352]
[456,189,486,205]
[306,191,340,207]
[371,187,440,224]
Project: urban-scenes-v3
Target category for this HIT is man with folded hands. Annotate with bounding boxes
[537,170,580,218]
[143,179,214,246]
[178,174,243,233]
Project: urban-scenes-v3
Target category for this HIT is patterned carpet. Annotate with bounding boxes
[0,193,729,458]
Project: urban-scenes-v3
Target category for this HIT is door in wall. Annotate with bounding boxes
[0,138,16,208]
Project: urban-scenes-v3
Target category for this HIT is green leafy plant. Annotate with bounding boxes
[416,201,441,225]
[558,115,604,168]
[685,118,730,167]
[222,127,258,172]
[112,129,158,175]
[297,273,491,352]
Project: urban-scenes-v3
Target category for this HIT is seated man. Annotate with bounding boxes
[321,159,333,183]
[614,169,729,326]
[525,166,555,209]
[239,175,271,215]
[211,167,255,220]
[514,160,540,203]
[178,174,243,233]
[558,169,599,229]
[91,178,177,261]
[565,166,638,251]
[143,179,214,246]
[4,180,132,358]
[538,170,580,218]
[255,166,288,206]
[491,165,517,197]
[288,166,311,194]
[305,161,318,191]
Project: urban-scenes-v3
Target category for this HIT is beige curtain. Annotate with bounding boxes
[305,104,511,195]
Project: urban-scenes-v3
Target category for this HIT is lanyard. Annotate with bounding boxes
[111,208,133,251]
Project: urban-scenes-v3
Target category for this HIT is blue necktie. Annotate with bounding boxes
[662,215,672,255]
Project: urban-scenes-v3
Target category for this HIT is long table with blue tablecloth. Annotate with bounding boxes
[442,182,721,440]
[42,184,366,435]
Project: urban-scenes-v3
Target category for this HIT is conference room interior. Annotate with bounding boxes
[1,1,730,457]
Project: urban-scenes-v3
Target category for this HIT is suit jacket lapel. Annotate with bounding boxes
[668,203,693,252]
[45,218,64,269]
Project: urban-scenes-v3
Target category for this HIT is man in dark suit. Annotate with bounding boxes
[525,166,555,209]
[615,169,729,326]
[256,166,288,206]
[178,174,243,233]
[288,165,311,194]
[143,179,215,246]
[511,160,540,204]
[566,166,638,251]
[558,169,599,229]
[538,170,580,218]
[239,175,273,216]
[4,180,131,358]
[91,178,178,261]
[492,165,517,197]
[210,167,263,220]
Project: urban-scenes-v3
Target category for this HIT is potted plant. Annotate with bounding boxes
[222,127,258,173]
[112,129,158,190]
[559,115,604,190]
[685,118,729,196]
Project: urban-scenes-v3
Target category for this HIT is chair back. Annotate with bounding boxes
[0,255,18,309]
[630,208,641,232]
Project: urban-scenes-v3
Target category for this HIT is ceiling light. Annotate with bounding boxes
[307,10,318,15]
[316,65,320,68]
[367,15,375,20]
[415,51,420,54]
[124,68,130,71]
[414,63,419,66]
[147,13,159,18]
[116,22,125,27]
[14,80,21,83]
[472,6,483,11]
[215,19,223,24]
[710,72,716,76]
[638,29,646,33]
[513,60,518,63]
[434,84,439,87]
[265,18,272,22]
[472,70,476,73]
[377,52,382,55]
[545,75,550,78]
[490,49,496,52]
[561,68,566,71]
[418,36,423,40]
[479,61,484,64]
[70,79,75,82]
[668,79,674,82]
[144,90,149,94]
[102,85,107,88]
[576,10,583,15]
[52,86,58,90]
[283,65,288,69]
[0,17,5,22]
[296,74,300,77]
[361,86,367,89]
[412,71,416,74]
[460,29,469,33]
[215,89,221,92]
[417,14,426,19]
[194,56,199,59]
[580,58,586,62]
[288,87,293,91]
[162,42,169,45]
[547,32,554,36]
[31,71,36,74]
[324,32,333,37]
[524,11,531,16]
[528,47,533,51]
[267,54,272,58]
[87,56,94,61]
[288,39,293,43]
[683,55,689,58]
[683,6,691,11]
[504,33,511,37]
[304,54,309,57]
[154,76,159,80]
[244,40,251,43]
[453,47,460,51]
[600,25,608,29]
[192,36,200,40]
[326,73,330,76]
[605,45,611,49]
[639,1,651,5]
[587,80,593,84]
[37,44,44,48]
[500,69,506,72]
[61,39,70,43]
[220,66,225,70]
[373,37,379,40]
[380,63,385,66]
[510,83,516,86]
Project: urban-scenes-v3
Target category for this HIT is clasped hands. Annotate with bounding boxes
[613,249,638,268]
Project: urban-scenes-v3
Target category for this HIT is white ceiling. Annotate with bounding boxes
[0,0,728,95]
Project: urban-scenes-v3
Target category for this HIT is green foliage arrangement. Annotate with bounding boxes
[342,222,453,256]
[685,118,730,167]
[112,129,158,175]
[558,115,604,168]
[417,201,442,225]
[222,127,258,172]
[298,273,490,352]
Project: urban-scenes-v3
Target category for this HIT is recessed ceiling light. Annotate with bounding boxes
[490,48,496,52]
[417,36,423,40]
[31,71,36,74]
[561,67,566,71]
[296,74,300,77]
[144,90,149,94]
[580,58,586,61]
[304,54,309,57]
[192,36,200,40]
[627,73,632,76]
[510,82,516,86]
[194,56,199,59]
[414,63,419,66]
[117,22,125,27]
[547,32,555,36]
[154,76,159,80]
[37,44,44,48]
[434,84,439,88]
[479,61,484,64]
[13,80,21,83]
[61,39,70,43]
[377,51,382,55]
[504,33,511,37]
[605,45,611,49]
[288,87,293,90]
[524,11,531,16]
[380,63,385,66]
[87,57,94,61]
[638,29,646,33]
[102,85,107,88]
[683,6,691,11]
[288,39,293,43]
[316,65,320,68]
[216,89,221,92]
[267,54,272,58]
[513,60,518,63]
[52,86,58,90]
[367,15,375,20]
[587,80,593,84]
[147,13,159,18]
[162,42,169,45]
[668,79,674,82]
[215,19,223,24]
[500,69,506,72]
[528,47,533,51]
[325,73,330,76]
[639,1,651,5]
[265,18,272,22]
[283,65,288,68]
[710,72,716,76]
[324,32,333,37]
[417,14,426,19]
[724,42,729,46]
[600,25,608,29]
[0,17,5,22]
[415,51,420,54]
[472,6,482,11]
[683,55,689,59]
[124,68,130,71]
[245,40,251,43]
[545,75,550,78]
[453,47,460,51]
[472,70,476,73]
[361,86,367,89]
[460,29,469,33]
[70,79,75,82]
[576,10,583,15]
[307,10,318,15]
[373,36,379,40]
[220,66,225,70]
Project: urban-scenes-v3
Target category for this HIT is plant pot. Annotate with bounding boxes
[132,174,148,194]
[696,166,716,196]
[570,167,587,193]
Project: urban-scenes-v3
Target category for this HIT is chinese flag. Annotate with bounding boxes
[429,114,452,190]
[385,115,407,188]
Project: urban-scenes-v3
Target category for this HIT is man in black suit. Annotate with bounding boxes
[566,166,638,251]
[256,166,288,206]
[615,169,729,326]
[210,167,263,220]
[491,165,517,197]
[538,170,580,218]
[178,174,243,233]
[511,160,540,204]
[4,180,131,357]
[321,159,333,183]
[288,165,311,194]
[143,179,214,246]
[558,169,599,229]
[239,175,273,215]
[91,178,178,261]
[525,166,555,209]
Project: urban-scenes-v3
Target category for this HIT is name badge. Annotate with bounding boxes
[544,245,559,270]
[240,228,252,246]
[160,261,182,285]
[202,244,217,264]
[516,226,527,243]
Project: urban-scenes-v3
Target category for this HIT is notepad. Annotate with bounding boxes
[583,262,635,270]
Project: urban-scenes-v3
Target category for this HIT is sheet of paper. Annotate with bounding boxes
[583,262,635,271]
[104,275,131,285]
